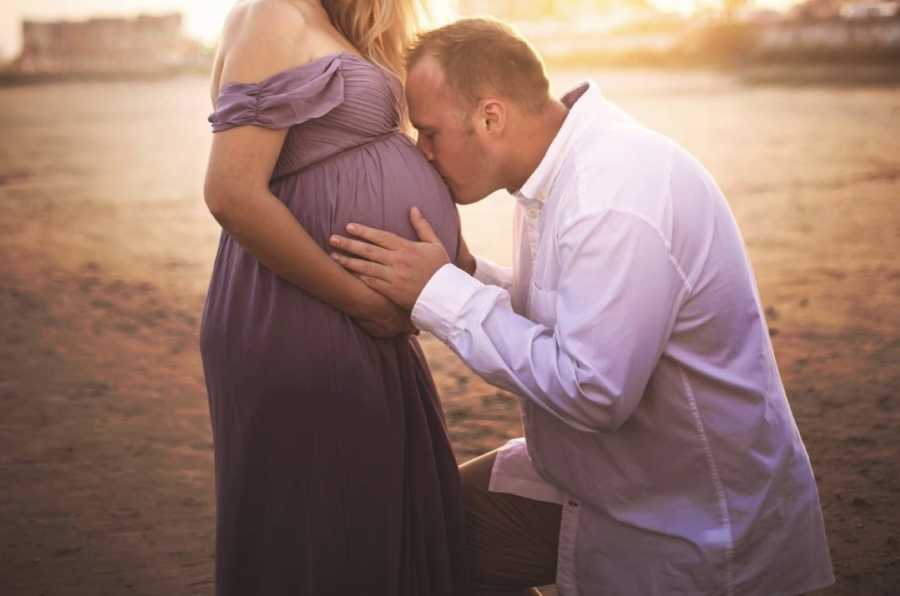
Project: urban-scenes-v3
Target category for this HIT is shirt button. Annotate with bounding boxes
[527,207,539,219]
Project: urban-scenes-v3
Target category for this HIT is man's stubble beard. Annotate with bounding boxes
[458,125,496,204]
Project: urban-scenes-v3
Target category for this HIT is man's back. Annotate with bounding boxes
[511,81,833,595]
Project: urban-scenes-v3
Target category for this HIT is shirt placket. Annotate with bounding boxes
[516,195,542,480]
[523,199,542,264]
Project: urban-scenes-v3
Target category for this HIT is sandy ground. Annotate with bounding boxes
[0,68,898,595]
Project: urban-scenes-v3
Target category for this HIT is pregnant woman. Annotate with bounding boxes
[200,1,466,594]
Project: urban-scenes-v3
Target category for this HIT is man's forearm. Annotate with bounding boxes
[410,265,613,432]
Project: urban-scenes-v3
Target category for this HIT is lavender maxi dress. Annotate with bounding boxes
[201,53,468,596]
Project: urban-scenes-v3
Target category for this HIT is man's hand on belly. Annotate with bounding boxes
[329,207,449,310]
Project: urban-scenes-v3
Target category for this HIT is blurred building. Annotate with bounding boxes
[758,3,900,53]
[788,0,900,19]
[840,0,899,18]
[12,13,207,74]
[791,0,851,19]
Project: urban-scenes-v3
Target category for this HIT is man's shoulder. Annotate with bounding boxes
[550,119,721,246]
[565,121,677,203]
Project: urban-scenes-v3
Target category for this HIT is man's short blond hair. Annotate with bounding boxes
[406,18,552,114]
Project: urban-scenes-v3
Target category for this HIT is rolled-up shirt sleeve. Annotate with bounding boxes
[412,208,688,432]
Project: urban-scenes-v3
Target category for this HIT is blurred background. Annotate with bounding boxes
[2,0,899,75]
[0,1,898,595]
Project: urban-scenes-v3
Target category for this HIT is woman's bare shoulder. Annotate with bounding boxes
[224,0,310,37]
[216,0,317,89]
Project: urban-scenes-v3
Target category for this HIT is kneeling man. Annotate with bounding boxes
[331,18,834,596]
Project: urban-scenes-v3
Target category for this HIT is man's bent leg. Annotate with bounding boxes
[460,450,562,596]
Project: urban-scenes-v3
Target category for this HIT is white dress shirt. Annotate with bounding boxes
[412,81,834,595]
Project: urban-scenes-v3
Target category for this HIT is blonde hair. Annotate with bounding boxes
[323,0,444,82]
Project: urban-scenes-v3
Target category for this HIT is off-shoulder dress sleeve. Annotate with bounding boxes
[208,56,344,132]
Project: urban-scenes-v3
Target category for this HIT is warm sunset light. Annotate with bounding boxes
[2,0,898,592]
[181,3,230,43]
[647,0,788,14]
[1,0,807,57]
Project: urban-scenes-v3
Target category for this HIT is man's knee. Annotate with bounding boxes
[459,450,560,592]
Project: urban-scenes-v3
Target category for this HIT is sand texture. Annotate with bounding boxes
[1,69,898,595]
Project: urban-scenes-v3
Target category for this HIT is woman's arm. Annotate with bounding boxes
[204,2,409,337]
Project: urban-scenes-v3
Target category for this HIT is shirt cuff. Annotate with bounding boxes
[412,263,484,341]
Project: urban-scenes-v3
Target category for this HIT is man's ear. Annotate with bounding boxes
[480,99,506,135]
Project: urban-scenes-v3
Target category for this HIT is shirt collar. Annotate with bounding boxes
[513,80,600,205]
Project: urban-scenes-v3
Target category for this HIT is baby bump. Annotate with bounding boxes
[274,134,461,263]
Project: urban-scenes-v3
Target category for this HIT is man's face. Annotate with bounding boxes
[406,56,499,205]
